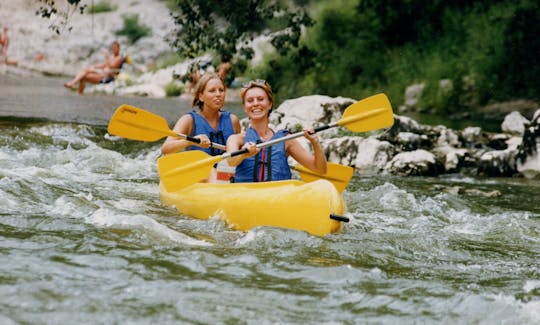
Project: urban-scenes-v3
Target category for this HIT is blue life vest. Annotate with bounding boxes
[234,127,292,183]
[187,110,235,156]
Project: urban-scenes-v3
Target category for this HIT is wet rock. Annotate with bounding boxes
[323,136,363,166]
[384,115,425,135]
[441,147,472,172]
[273,96,539,178]
[385,149,443,176]
[273,95,354,140]
[501,111,530,136]
[516,109,540,179]
[395,132,431,151]
[486,133,513,150]
[478,148,517,177]
[460,127,487,147]
[354,138,395,174]
[436,127,461,147]
[464,188,502,197]
[403,83,425,111]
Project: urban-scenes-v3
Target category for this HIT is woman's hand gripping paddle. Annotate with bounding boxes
[107,104,226,150]
[158,93,394,192]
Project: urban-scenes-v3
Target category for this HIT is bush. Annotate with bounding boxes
[88,1,117,14]
[115,14,151,44]
[165,82,183,97]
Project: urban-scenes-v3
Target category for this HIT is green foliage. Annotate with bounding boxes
[33,0,540,114]
[115,14,151,44]
[255,0,539,113]
[155,52,183,70]
[167,0,313,59]
[36,0,87,34]
[165,82,184,97]
[88,1,117,14]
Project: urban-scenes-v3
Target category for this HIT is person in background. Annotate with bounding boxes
[185,61,201,94]
[216,53,232,83]
[0,26,17,65]
[161,72,241,155]
[64,41,125,94]
[226,79,327,183]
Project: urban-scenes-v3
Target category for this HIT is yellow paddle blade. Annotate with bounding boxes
[292,163,354,193]
[339,93,394,132]
[158,151,222,191]
[108,104,176,141]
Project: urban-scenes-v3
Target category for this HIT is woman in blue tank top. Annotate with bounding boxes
[226,80,327,183]
[161,72,241,156]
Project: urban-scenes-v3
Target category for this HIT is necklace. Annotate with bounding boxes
[258,128,273,141]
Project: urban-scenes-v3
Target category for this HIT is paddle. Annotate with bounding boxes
[291,163,354,193]
[158,93,393,191]
[107,104,226,150]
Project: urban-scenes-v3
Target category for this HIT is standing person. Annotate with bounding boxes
[64,41,124,94]
[161,72,241,156]
[0,26,17,65]
[226,79,327,183]
[216,54,232,83]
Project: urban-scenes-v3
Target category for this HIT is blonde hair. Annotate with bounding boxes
[240,79,274,113]
[192,72,224,110]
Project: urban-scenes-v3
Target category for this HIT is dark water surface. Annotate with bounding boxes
[1,75,539,324]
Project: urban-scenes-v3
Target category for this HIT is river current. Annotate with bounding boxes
[1,118,539,324]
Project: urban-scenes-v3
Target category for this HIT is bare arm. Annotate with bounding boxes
[286,129,327,174]
[160,114,211,155]
[230,113,242,134]
[226,133,258,166]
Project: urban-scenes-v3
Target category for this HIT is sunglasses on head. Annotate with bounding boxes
[242,79,268,88]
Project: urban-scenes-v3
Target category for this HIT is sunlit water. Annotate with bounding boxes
[1,119,539,324]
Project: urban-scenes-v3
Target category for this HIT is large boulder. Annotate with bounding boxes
[501,111,530,136]
[385,149,442,176]
[323,137,364,166]
[273,95,355,139]
[354,138,395,174]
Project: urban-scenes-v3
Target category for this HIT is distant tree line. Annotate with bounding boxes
[37,0,539,113]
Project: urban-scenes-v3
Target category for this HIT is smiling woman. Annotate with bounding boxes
[226,79,328,183]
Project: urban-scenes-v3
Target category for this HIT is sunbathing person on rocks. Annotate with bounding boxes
[64,41,128,94]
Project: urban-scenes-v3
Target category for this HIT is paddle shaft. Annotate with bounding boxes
[225,106,388,159]
[170,132,226,151]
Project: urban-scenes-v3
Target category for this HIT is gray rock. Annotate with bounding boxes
[385,149,442,176]
[501,111,529,136]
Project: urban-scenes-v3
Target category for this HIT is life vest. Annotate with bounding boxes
[234,127,292,183]
[188,110,235,155]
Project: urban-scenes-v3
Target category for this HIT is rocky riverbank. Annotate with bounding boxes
[272,96,540,180]
[2,1,539,179]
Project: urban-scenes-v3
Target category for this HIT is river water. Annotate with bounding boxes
[1,116,539,324]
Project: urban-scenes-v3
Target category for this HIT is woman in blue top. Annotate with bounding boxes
[161,72,241,156]
[226,80,327,182]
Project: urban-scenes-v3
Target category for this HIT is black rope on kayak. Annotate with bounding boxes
[329,214,349,223]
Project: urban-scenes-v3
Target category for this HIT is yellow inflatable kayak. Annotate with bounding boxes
[159,179,347,236]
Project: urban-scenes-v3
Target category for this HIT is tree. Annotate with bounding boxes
[167,0,313,59]
[36,0,313,59]
[36,0,87,34]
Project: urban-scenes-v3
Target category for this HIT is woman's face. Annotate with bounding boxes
[199,78,225,111]
[243,87,272,120]
[111,43,120,55]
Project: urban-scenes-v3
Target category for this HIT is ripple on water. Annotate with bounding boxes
[1,121,539,323]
